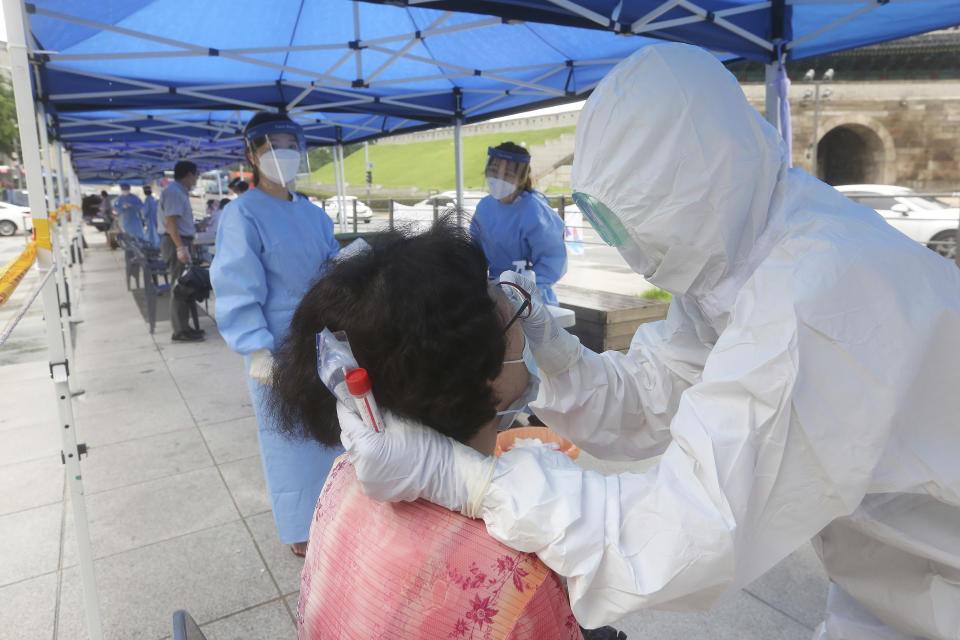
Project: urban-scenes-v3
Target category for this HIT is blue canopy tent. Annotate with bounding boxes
[25,0,683,196]
[5,3,960,639]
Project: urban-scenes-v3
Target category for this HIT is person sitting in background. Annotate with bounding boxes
[270,222,582,640]
[228,176,249,195]
[115,183,144,239]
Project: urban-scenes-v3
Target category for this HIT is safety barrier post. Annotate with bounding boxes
[453,89,464,226]
[2,1,103,638]
[388,199,394,231]
[353,198,358,234]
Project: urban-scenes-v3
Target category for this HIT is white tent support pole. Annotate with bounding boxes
[764,62,780,127]
[786,1,880,51]
[332,142,345,232]
[365,11,453,84]
[631,0,685,30]
[55,140,81,315]
[2,2,103,639]
[358,14,496,48]
[338,144,348,231]
[544,0,613,27]
[454,115,464,226]
[38,106,77,353]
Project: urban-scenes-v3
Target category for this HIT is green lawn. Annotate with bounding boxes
[309,126,575,192]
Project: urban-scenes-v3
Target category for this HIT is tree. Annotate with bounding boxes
[0,76,19,159]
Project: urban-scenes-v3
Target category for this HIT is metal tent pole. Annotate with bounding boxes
[454,116,464,226]
[337,140,348,232]
[453,89,465,226]
[332,143,345,233]
[3,1,103,638]
[38,106,76,357]
[764,62,779,128]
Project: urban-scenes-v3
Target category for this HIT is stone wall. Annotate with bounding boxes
[742,81,960,191]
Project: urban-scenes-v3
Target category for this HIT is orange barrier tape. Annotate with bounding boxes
[0,241,37,309]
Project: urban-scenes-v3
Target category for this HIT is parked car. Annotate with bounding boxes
[392,190,487,231]
[322,196,374,224]
[0,201,32,236]
[836,184,959,260]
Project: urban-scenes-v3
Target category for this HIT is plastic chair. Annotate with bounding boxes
[172,610,208,640]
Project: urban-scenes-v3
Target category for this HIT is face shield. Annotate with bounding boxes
[572,191,657,277]
[485,147,530,201]
[245,119,309,187]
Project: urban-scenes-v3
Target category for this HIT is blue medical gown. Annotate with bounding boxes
[142,196,160,247]
[210,188,341,543]
[469,190,567,304]
[114,193,144,239]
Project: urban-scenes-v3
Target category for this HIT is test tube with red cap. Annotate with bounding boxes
[345,368,383,433]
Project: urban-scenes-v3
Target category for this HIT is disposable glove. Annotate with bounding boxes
[498,270,581,375]
[176,245,190,264]
[248,348,274,386]
[337,403,497,516]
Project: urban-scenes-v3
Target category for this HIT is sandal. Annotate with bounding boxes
[290,542,308,557]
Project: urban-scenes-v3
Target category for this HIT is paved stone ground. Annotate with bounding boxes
[0,231,827,639]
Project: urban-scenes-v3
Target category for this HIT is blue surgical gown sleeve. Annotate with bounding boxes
[210,207,275,355]
[523,197,567,288]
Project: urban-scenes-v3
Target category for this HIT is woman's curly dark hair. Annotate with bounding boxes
[269,220,506,447]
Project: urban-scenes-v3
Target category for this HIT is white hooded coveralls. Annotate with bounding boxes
[477,44,960,638]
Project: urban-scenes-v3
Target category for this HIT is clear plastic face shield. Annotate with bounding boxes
[485,147,531,201]
[572,192,657,277]
[244,120,309,188]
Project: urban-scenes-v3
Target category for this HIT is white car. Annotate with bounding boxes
[836,184,959,260]
[0,201,32,236]
[322,196,374,224]
[392,190,487,231]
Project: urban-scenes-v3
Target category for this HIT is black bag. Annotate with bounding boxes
[174,265,212,303]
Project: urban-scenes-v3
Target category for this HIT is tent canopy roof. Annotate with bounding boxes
[24,0,960,179]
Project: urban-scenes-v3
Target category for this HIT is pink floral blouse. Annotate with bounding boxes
[298,456,582,639]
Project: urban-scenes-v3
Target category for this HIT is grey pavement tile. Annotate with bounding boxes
[62,466,240,565]
[154,330,231,363]
[200,416,260,465]
[245,511,304,596]
[80,427,213,495]
[614,588,813,640]
[200,599,296,640]
[0,377,60,432]
[0,422,63,467]
[0,502,62,587]
[744,543,829,630]
[0,572,58,640]
[56,520,277,640]
[219,455,270,518]
[0,359,55,382]
[74,398,197,447]
[74,345,162,374]
[0,455,63,516]
[170,363,254,427]
[70,366,184,412]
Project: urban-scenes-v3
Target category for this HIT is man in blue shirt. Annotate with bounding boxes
[159,160,202,342]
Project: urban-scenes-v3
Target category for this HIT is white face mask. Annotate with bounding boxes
[488,177,517,201]
[258,149,301,185]
[494,356,540,430]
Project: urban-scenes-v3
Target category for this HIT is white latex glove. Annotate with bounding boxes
[337,403,497,516]
[176,245,190,264]
[248,348,274,386]
[499,270,581,375]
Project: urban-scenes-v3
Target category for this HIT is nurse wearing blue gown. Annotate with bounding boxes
[469,142,567,305]
[210,112,341,555]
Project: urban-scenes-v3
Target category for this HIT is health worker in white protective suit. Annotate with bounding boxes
[338,44,960,639]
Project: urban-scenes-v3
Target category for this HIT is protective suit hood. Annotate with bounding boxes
[572,43,788,299]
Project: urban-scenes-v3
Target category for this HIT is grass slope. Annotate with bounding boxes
[309,126,575,192]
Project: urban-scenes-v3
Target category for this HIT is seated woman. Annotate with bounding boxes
[270,222,582,639]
